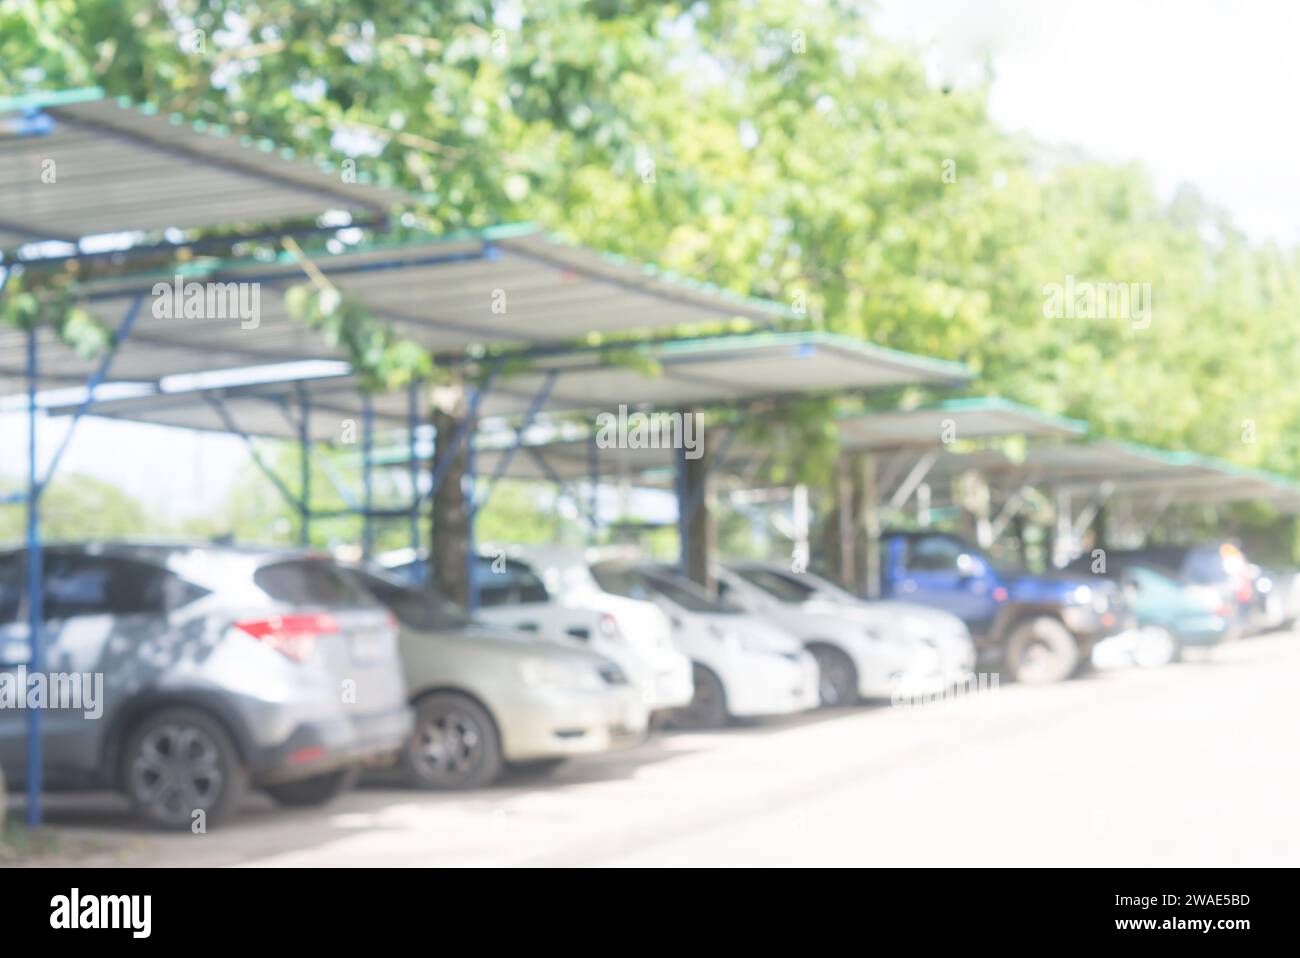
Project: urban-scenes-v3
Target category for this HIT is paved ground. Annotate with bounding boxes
[7,631,1300,867]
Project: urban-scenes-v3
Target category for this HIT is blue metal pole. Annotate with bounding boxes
[362,394,374,559]
[408,379,420,557]
[298,385,311,547]
[676,441,689,574]
[25,325,44,828]
[465,423,480,615]
[588,433,599,542]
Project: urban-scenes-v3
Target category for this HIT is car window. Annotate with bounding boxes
[733,568,817,603]
[640,568,742,614]
[349,569,472,630]
[1127,565,1180,595]
[588,562,655,602]
[255,559,376,607]
[1183,549,1229,584]
[473,556,550,606]
[0,554,21,625]
[41,553,198,620]
[904,537,966,572]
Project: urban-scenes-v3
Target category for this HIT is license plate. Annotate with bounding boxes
[349,630,389,662]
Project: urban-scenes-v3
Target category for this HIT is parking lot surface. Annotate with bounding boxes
[10,632,1299,868]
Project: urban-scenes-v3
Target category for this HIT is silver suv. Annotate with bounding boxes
[0,543,412,829]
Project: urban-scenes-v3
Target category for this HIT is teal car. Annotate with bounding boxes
[1121,565,1230,666]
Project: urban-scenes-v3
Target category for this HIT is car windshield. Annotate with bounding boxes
[1127,565,1181,596]
[732,567,818,603]
[639,567,743,614]
[348,568,474,630]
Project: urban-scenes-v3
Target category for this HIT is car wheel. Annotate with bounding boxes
[810,644,859,707]
[672,664,729,729]
[264,767,359,807]
[401,692,503,790]
[1005,617,1079,685]
[1133,625,1181,668]
[120,708,246,830]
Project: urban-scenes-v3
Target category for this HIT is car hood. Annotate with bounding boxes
[693,612,803,654]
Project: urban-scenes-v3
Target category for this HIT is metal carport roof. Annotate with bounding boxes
[1,224,801,400]
[0,87,411,250]
[43,331,969,437]
[836,397,1086,451]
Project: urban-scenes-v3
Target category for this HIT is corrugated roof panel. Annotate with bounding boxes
[0,89,410,247]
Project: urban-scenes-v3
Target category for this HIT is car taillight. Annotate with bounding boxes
[234,613,339,663]
[598,613,622,640]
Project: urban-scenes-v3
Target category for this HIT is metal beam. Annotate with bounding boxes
[476,369,558,512]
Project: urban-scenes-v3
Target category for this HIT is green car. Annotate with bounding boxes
[1117,565,1231,667]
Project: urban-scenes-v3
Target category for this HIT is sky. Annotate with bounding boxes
[3,0,1296,522]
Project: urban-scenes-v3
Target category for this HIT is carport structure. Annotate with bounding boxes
[51,331,970,600]
[855,438,1300,574]
[459,397,1083,587]
[1,85,425,826]
[5,86,808,824]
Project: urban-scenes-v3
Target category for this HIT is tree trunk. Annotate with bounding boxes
[430,387,471,606]
[680,445,714,593]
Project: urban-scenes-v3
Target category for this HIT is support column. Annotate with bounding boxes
[361,394,374,559]
[676,426,713,591]
[25,326,44,828]
[297,386,311,547]
[408,379,421,556]
[836,456,856,589]
[863,453,881,599]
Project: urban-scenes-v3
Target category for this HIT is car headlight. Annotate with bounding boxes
[518,657,604,691]
[867,627,913,647]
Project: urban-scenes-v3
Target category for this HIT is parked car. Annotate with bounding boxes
[382,546,694,717]
[1244,565,1288,634]
[1095,542,1251,634]
[876,530,1125,683]
[345,567,647,788]
[585,560,819,727]
[715,562,976,706]
[0,543,412,829]
[1079,563,1230,667]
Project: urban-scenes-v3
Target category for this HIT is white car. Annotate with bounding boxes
[587,560,820,727]
[471,545,695,716]
[716,562,977,706]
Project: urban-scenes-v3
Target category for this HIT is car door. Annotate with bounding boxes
[896,535,999,630]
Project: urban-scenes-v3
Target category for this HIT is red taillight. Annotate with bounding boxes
[234,613,339,663]
[598,613,622,640]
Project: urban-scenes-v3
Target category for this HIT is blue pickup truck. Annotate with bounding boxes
[878,531,1126,683]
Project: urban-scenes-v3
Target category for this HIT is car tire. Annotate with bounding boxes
[264,767,359,807]
[1133,625,1182,668]
[401,692,504,790]
[120,707,247,831]
[1005,616,1079,685]
[672,664,729,729]
[809,643,859,707]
